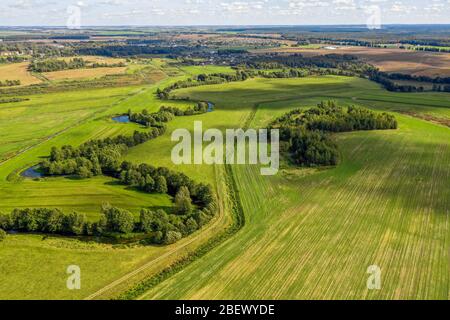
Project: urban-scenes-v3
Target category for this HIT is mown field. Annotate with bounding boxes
[0,62,42,86]
[138,76,450,300]
[0,64,235,299]
[0,72,449,299]
[252,46,450,77]
[0,57,161,86]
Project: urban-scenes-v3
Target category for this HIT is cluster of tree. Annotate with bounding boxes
[217,49,248,55]
[0,181,215,245]
[0,98,29,104]
[118,162,214,205]
[0,228,6,242]
[256,67,359,79]
[49,35,91,40]
[157,71,253,99]
[257,69,309,79]
[0,208,87,236]
[367,69,450,92]
[271,101,397,166]
[129,108,175,127]
[386,72,450,85]
[75,45,194,58]
[29,58,86,72]
[273,101,398,133]
[131,104,209,125]
[413,46,450,53]
[91,61,126,68]
[0,56,27,64]
[41,127,163,177]
[279,127,339,166]
[0,42,73,58]
[0,80,21,87]
[398,40,450,52]
[242,54,363,70]
[432,84,450,92]
[41,103,211,178]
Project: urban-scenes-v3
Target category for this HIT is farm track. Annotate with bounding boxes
[84,164,237,300]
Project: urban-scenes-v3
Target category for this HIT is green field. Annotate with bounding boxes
[0,71,449,299]
[137,76,450,300]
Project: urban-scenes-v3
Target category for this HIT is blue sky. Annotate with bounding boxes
[0,0,449,26]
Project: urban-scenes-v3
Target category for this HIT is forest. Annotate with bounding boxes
[28,58,126,72]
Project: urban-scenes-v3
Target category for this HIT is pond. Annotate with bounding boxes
[21,165,44,178]
[112,115,130,123]
[207,102,214,112]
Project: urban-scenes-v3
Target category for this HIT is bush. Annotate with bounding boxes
[101,204,135,234]
[0,228,6,241]
[163,231,182,245]
[271,101,397,167]
[174,186,193,215]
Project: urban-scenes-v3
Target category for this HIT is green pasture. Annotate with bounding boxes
[0,73,449,299]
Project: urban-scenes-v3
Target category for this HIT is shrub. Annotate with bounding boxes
[174,186,193,215]
[163,231,182,245]
[0,228,6,241]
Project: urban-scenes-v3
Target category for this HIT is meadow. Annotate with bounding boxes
[0,70,449,299]
[138,76,450,300]
[0,63,235,299]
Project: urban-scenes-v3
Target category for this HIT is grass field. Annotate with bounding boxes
[0,72,449,299]
[0,62,42,86]
[0,64,236,299]
[137,76,450,300]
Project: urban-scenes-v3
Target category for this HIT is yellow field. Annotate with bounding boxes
[0,62,42,86]
[43,66,128,81]
[252,46,450,77]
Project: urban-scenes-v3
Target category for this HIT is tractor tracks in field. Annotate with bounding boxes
[85,163,245,300]
[86,95,254,300]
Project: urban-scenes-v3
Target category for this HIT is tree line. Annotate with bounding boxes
[0,179,215,245]
[29,58,86,72]
[41,105,207,177]
[156,71,252,99]
[0,56,27,64]
[271,101,398,166]
[75,45,195,58]
[2,103,216,244]
[0,98,29,104]
[0,80,21,87]
[29,58,126,73]
[129,102,209,126]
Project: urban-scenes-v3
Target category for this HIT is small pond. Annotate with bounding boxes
[207,102,214,112]
[112,115,130,123]
[21,165,44,178]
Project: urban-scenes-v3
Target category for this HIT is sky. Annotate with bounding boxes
[0,0,449,26]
